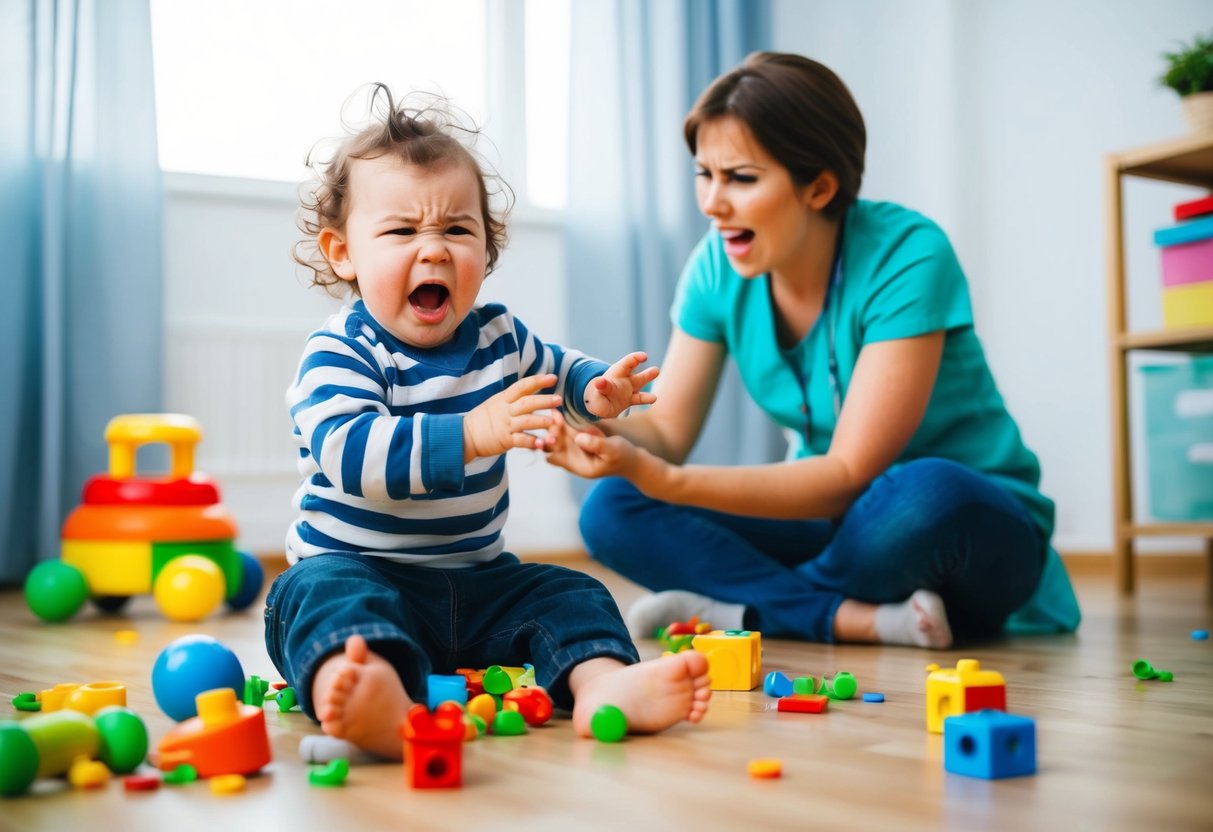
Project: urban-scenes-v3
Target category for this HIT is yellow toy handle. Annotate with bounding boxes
[104,414,202,480]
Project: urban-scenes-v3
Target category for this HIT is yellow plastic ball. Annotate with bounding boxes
[153,555,225,622]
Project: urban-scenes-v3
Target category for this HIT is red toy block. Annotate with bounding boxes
[777,694,828,714]
[400,703,464,789]
[1174,194,1213,221]
[502,688,553,726]
[963,685,1006,712]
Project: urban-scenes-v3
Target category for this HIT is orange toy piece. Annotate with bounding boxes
[455,668,485,697]
[925,659,1007,734]
[747,758,783,779]
[691,630,762,691]
[502,688,553,726]
[156,688,271,777]
[401,703,464,789]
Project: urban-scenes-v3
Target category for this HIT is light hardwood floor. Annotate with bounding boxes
[1,557,1210,831]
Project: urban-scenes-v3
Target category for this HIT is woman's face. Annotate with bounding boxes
[693,116,817,280]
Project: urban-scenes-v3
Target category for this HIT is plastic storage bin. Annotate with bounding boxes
[1141,356,1213,520]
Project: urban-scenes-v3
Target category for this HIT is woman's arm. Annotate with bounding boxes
[554,331,945,519]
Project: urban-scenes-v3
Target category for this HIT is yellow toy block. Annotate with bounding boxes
[925,658,1007,734]
[691,630,762,691]
[62,540,152,595]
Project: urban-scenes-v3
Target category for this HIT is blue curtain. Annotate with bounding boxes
[0,0,163,583]
[564,0,781,476]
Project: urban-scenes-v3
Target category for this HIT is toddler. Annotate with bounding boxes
[264,85,710,759]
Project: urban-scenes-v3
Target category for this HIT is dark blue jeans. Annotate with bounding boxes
[264,552,639,719]
[579,458,1046,644]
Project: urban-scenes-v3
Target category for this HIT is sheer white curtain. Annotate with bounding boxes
[0,0,163,581]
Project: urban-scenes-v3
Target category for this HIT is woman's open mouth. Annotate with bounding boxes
[721,228,755,257]
[409,283,450,322]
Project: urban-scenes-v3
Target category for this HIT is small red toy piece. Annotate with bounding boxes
[776,694,828,714]
[400,703,464,789]
[123,774,161,792]
[502,688,553,726]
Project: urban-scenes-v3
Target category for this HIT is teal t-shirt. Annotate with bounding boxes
[672,199,1079,633]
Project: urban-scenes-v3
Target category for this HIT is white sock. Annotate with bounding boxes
[299,735,377,766]
[625,590,746,640]
[873,589,953,648]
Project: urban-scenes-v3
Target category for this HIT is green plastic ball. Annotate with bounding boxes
[0,722,39,796]
[94,706,148,774]
[590,704,627,743]
[24,561,89,622]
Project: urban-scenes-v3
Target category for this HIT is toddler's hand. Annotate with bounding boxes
[463,374,561,462]
[584,351,659,419]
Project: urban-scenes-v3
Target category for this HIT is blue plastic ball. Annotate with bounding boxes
[225,551,264,611]
[151,634,245,721]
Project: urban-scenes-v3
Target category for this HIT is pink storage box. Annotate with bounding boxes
[1160,236,1213,287]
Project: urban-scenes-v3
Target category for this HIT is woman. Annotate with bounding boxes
[546,52,1080,647]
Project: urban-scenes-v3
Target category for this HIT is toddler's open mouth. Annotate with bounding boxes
[409,283,450,320]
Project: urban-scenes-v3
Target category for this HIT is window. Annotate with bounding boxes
[150,0,569,209]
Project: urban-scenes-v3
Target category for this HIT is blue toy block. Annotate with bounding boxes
[763,671,794,698]
[944,709,1036,780]
[426,674,468,710]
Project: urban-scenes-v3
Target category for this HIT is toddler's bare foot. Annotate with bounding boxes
[311,634,413,760]
[570,652,712,738]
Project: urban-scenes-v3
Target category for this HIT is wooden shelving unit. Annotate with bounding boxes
[1105,133,1213,594]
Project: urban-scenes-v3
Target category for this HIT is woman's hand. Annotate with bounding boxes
[463,374,561,462]
[583,351,659,419]
[543,410,641,479]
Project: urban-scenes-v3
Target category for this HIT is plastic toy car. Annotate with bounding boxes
[24,414,263,622]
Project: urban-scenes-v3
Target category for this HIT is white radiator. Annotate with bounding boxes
[164,319,309,552]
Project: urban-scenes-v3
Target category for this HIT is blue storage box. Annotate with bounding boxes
[1141,356,1213,521]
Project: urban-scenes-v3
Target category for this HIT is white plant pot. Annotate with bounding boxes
[1181,91,1213,133]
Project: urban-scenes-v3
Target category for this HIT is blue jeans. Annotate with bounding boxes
[263,552,639,719]
[579,458,1046,644]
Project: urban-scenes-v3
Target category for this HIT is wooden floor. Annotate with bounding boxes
[1,557,1211,831]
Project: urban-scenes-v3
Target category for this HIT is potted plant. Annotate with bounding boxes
[1161,31,1213,133]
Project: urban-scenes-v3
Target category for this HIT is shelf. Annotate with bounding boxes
[1112,132,1213,188]
[1126,522,1213,538]
[1118,326,1213,351]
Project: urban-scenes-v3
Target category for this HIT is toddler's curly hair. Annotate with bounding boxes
[293,83,511,296]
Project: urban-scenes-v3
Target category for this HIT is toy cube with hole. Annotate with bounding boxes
[400,703,464,788]
[925,659,1006,734]
[943,710,1036,779]
[691,630,761,691]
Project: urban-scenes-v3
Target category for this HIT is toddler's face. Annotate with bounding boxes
[330,155,488,348]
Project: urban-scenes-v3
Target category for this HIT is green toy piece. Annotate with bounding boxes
[276,687,298,711]
[590,705,627,743]
[825,672,857,700]
[163,763,198,785]
[792,676,815,695]
[24,561,89,622]
[468,713,487,735]
[1132,659,1173,681]
[482,665,513,695]
[491,710,528,736]
[11,692,40,712]
[94,706,149,774]
[0,722,40,796]
[308,758,350,787]
[244,675,270,707]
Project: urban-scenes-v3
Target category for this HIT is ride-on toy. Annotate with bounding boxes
[24,414,263,622]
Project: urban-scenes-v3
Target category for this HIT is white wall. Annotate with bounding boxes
[166,0,1210,556]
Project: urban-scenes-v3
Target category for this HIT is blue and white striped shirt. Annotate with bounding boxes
[285,300,606,566]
